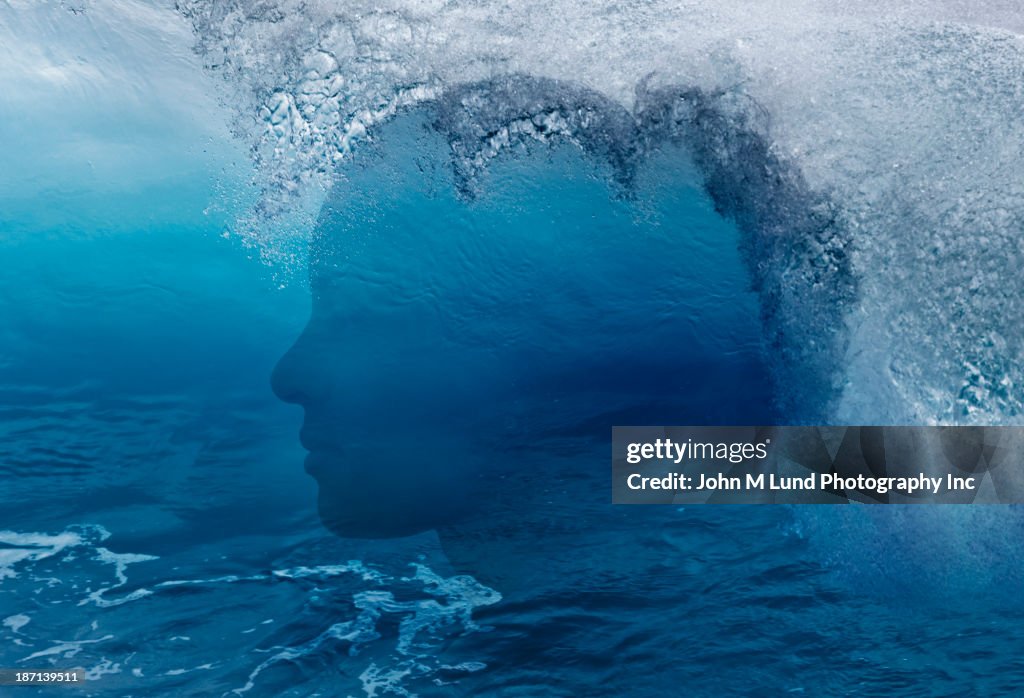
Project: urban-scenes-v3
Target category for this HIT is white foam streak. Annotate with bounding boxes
[0,528,97,580]
[1,525,498,696]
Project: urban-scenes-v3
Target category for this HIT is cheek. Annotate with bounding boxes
[300,304,512,411]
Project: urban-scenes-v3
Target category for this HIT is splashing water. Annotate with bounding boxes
[5,1,1024,695]
[0,524,500,696]
[168,0,1024,423]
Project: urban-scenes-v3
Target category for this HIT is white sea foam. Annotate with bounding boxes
[84,657,123,680]
[173,0,1024,424]
[20,635,114,663]
[80,548,159,608]
[5,0,1022,419]
[232,562,501,696]
[3,614,30,633]
[0,525,496,696]
[0,527,99,580]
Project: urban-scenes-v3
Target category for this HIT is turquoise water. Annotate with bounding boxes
[3,3,1024,696]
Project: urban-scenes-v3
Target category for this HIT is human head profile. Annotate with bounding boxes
[271,76,778,552]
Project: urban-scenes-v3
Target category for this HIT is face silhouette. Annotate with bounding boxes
[271,96,772,545]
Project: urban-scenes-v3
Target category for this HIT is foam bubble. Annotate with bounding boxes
[3,614,30,633]
[0,527,97,580]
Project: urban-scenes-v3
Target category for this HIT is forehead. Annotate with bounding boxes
[314,112,712,283]
[307,108,758,357]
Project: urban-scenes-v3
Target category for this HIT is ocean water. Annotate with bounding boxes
[3,1,1024,696]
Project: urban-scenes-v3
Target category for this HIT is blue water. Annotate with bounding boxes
[4,4,1024,697]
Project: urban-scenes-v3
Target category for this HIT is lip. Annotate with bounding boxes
[303,451,324,476]
[299,419,343,453]
[299,422,342,477]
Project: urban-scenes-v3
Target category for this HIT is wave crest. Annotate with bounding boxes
[176,0,1024,423]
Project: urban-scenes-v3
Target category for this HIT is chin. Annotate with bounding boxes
[316,487,458,539]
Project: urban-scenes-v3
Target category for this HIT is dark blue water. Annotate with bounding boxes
[3,39,1024,698]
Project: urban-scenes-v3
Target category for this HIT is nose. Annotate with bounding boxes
[271,331,322,406]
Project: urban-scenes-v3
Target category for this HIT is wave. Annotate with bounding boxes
[350,74,854,419]
[7,5,1024,693]
[9,1,1022,422]
[171,1,1024,424]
